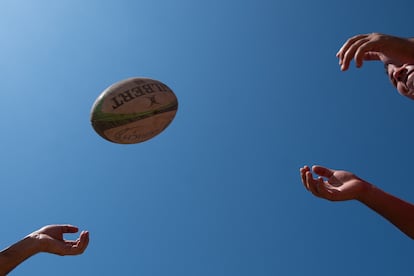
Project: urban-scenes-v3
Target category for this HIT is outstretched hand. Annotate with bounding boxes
[337,33,414,71]
[0,224,89,275]
[300,165,372,202]
[30,225,89,256]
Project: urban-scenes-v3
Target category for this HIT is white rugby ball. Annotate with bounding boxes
[90,77,178,144]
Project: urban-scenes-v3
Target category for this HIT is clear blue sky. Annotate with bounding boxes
[1,0,413,275]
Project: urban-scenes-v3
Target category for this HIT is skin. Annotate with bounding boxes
[301,33,414,239]
[0,225,89,275]
[336,32,414,99]
[336,33,414,70]
[300,166,414,239]
[385,63,414,99]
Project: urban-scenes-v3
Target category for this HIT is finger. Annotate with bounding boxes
[312,165,335,178]
[337,34,368,62]
[63,231,89,245]
[305,171,319,196]
[61,225,79,234]
[73,231,89,254]
[78,231,90,253]
[336,34,368,58]
[354,42,383,66]
[314,178,336,200]
[300,166,310,190]
[65,241,79,246]
[308,175,330,199]
[62,231,89,255]
[341,37,370,70]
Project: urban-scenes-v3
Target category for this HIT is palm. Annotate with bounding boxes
[323,170,365,201]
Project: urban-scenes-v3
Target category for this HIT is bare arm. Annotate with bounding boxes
[301,165,414,239]
[0,225,89,275]
[0,236,40,275]
[359,185,414,239]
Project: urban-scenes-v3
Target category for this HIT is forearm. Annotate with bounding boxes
[0,235,41,275]
[358,185,414,239]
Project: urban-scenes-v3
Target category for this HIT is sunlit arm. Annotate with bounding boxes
[358,186,414,240]
[0,236,40,275]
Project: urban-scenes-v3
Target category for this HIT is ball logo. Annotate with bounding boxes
[109,82,170,110]
[90,77,178,144]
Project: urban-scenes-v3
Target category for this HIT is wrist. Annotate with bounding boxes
[355,181,376,203]
[25,233,45,254]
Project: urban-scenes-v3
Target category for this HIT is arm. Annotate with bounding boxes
[359,185,414,239]
[337,33,414,71]
[0,236,40,275]
[0,225,89,275]
[301,165,414,239]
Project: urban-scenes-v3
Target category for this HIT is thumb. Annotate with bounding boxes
[61,225,79,234]
[312,165,335,178]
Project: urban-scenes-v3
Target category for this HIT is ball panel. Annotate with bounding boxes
[102,111,177,144]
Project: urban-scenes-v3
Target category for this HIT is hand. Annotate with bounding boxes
[30,225,89,256]
[337,33,414,71]
[300,165,372,201]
